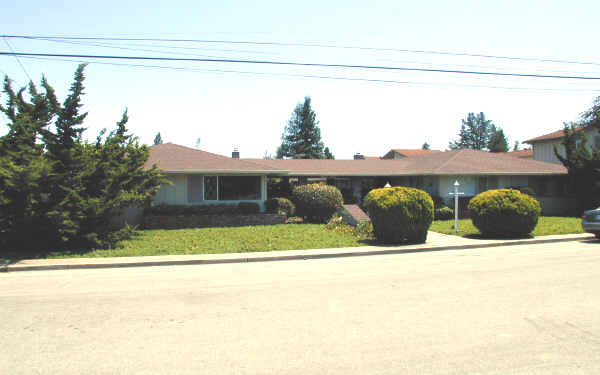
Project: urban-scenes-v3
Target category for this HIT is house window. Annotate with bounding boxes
[187,175,204,203]
[204,176,218,200]
[218,176,261,200]
[478,177,487,193]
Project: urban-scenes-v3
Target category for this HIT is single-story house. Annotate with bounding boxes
[146,143,573,215]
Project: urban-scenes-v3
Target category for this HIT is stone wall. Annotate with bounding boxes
[143,213,286,230]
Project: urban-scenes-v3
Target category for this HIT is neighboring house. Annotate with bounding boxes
[524,126,600,164]
[146,143,573,215]
[381,149,442,159]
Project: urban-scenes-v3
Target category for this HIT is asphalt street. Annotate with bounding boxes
[2,240,599,374]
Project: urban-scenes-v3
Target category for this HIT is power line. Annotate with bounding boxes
[19,55,600,93]
[2,38,32,81]
[28,36,600,76]
[2,51,600,80]
[31,36,281,56]
[4,34,600,67]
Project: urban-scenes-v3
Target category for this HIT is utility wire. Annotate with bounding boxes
[2,51,600,80]
[4,34,600,67]
[28,37,600,76]
[30,37,245,60]
[19,55,600,93]
[2,38,32,81]
[30,36,280,56]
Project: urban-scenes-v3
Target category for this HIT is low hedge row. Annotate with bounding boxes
[145,202,260,216]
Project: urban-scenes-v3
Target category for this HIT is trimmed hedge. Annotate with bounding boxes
[468,189,541,237]
[144,204,240,216]
[264,197,296,216]
[434,206,454,220]
[292,183,343,223]
[363,186,434,243]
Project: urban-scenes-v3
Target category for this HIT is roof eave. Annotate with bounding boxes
[162,170,290,175]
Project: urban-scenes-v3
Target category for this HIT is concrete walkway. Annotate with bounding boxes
[1,231,593,272]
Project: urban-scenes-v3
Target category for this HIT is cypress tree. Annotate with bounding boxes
[0,65,167,255]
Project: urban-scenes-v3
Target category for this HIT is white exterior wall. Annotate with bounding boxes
[152,174,267,211]
[532,127,600,164]
[533,141,564,164]
[438,175,478,200]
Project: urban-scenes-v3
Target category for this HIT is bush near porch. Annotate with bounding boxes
[363,186,434,244]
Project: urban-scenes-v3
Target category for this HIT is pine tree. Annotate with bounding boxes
[277,97,329,159]
[449,112,492,150]
[488,127,509,152]
[324,147,334,159]
[422,142,430,150]
[154,132,163,145]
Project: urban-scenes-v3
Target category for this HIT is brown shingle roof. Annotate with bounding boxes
[391,149,442,157]
[145,143,283,173]
[245,149,566,176]
[503,149,533,158]
[524,129,566,143]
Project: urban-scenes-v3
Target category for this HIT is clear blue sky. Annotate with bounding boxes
[2,0,600,158]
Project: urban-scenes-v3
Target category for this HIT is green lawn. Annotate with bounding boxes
[430,216,584,237]
[47,224,365,258]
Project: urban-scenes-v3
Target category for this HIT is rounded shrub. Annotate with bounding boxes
[264,197,296,216]
[434,206,454,220]
[363,186,434,244]
[292,183,343,223]
[468,189,541,238]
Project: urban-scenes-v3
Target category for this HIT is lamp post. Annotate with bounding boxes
[449,180,464,233]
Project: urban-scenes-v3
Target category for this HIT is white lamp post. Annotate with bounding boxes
[449,180,464,233]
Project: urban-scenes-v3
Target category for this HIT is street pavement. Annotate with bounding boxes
[1,239,600,374]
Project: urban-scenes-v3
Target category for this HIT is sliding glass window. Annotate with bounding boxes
[218,176,261,200]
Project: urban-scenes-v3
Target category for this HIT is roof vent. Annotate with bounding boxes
[232,148,240,159]
[354,153,365,160]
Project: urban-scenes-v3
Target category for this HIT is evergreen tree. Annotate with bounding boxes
[154,132,163,145]
[488,127,509,152]
[276,97,329,159]
[42,64,89,245]
[0,65,166,255]
[422,142,430,150]
[324,147,334,159]
[449,112,493,150]
[513,141,520,151]
[0,77,54,249]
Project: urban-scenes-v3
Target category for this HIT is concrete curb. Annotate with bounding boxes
[1,234,593,273]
